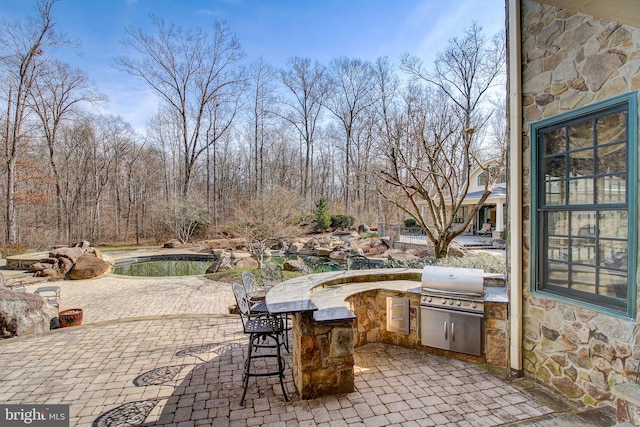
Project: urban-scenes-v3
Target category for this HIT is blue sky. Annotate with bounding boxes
[0,0,506,132]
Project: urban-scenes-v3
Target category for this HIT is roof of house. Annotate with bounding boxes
[465,186,507,199]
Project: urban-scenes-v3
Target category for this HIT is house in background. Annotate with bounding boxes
[507,0,640,422]
[462,162,507,238]
[415,161,506,238]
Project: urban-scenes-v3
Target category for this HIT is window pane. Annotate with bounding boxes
[568,119,593,150]
[568,178,593,204]
[597,143,626,173]
[600,240,628,268]
[548,237,568,261]
[598,270,627,299]
[544,128,566,154]
[545,180,565,205]
[548,211,568,235]
[547,262,568,287]
[569,150,593,176]
[597,111,626,145]
[571,238,596,263]
[570,265,596,293]
[545,155,566,179]
[596,175,626,204]
[599,211,627,238]
[571,211,596,236]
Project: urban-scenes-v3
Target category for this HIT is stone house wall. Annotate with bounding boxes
[520,0,640,407]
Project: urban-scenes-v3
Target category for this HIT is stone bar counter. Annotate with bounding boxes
[266,268,508,399]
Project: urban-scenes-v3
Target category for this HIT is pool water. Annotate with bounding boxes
[113,259,212,277]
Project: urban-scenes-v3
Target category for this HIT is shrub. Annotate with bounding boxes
[314,197,331,231]
[381,252,506,273]
[404,218,418,227]
[360,232,379,239]
[331,214,355,230]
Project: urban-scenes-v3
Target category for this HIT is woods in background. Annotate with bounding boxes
[0,0,505,250]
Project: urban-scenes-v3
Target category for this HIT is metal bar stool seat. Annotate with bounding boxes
[232,283,288,405]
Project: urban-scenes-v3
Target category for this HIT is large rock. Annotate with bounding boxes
[282,259,308,273]
[68,254,111,280]
[49,247,85,264]
[0,287,58,337]
[163,239,181,248]
[206,252,233,273]
[235,257,259,269]
[287,242,304,254]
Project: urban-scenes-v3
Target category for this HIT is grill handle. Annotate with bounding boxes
[422,287,483,298]
[443,321,447,340]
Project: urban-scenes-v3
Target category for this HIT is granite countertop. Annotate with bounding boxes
[484,285,509,303]
[266,268,510,322]
[265,268,422,320]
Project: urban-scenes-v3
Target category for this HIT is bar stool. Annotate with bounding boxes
[245,269,293,352]
[232,283,288,405]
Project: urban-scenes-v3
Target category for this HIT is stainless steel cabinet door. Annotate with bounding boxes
[420,307,450,351]
[449,311,483,356]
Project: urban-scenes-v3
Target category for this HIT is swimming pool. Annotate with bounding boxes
[112,255,214,277]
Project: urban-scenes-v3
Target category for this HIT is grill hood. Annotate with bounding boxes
[421,266,484,297]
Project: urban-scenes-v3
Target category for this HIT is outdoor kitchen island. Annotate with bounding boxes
[265,268,508,399]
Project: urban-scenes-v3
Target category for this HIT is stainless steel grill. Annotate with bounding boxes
[420,266,485,356]
[420,266,485,314]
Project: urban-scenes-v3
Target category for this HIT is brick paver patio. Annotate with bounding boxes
[0,257,617,426]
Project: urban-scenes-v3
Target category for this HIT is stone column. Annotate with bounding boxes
[292,312,355,399]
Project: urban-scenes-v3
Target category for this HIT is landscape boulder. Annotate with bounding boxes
[235,257,259,269]
[447,241,469,257]
[0,287,58,338]
[287,242,304,254]
[282,259,308,273]
[205,238,248,251]
[206,251,233,273]
[68,254,111,280]
[50,247,85,264]
[315,247,333,257]
[387,251,419,262]
[163,239,182,248]
[357,224,371,234]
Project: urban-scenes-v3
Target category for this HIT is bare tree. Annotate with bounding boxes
[326,57,375,214]
[0,0,66,243]
[151,194,206,244]
[29,59,105,239]
[372,24,505,257]
[278,57,331,203]
[115,17,245,198]
[230,185,306,265]
[401,22,505,182]
[247,57,277,196]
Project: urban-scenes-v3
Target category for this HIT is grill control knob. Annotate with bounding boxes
[472,303,477,308]
[427,297,432,303]
[441,299,447,304]
[456,301,461,306]
[449,300,454,305]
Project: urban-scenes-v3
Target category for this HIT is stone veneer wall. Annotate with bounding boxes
[292,287,509,399]
[346,289,508,367]
[520,0,640,408]
[291,312,355,399]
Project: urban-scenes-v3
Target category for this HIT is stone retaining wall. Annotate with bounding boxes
[520,0,640,407]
